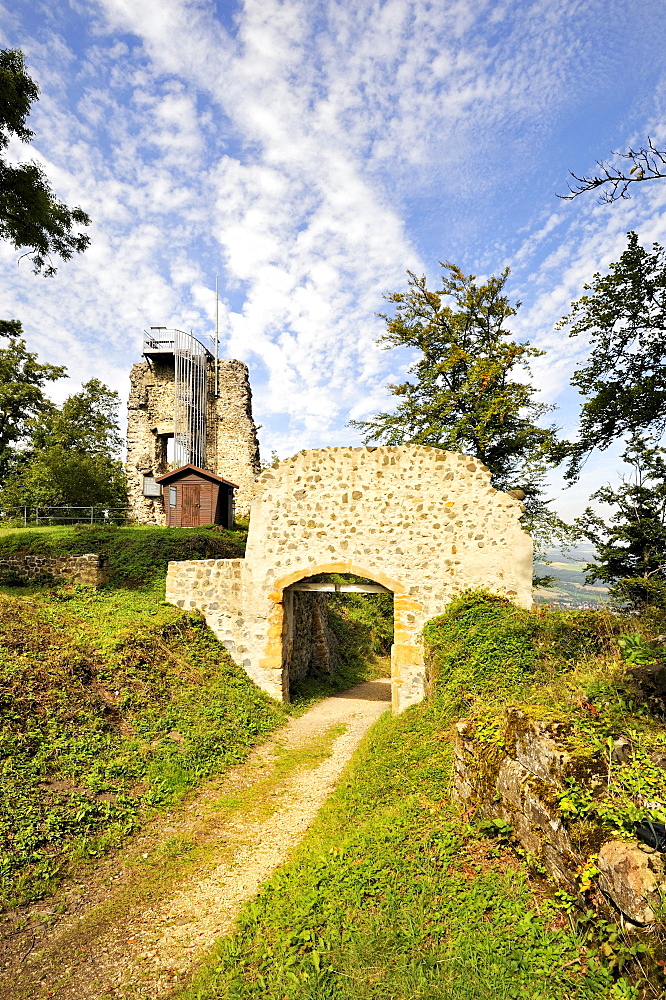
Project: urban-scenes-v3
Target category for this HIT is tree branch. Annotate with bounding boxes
[559,137,666,203]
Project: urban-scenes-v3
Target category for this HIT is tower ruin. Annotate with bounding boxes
[126,329,260,523]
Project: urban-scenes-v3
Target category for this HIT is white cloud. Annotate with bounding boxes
[0,0,664,517]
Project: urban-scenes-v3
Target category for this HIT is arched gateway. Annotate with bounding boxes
[165,445,533,713]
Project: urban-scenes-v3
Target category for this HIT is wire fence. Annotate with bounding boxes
[0,506,129,526]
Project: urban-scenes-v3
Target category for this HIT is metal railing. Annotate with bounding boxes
[0,506,129,526]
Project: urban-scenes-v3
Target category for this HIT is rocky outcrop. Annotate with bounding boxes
[453,708,666,926]
[598,841,666,925]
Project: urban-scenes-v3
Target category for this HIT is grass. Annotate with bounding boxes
[0,577,285,909]
[0,523,247,586]
[0,532,393,911]
[4,721,353,987]
[424,591,666,842]
[171,591,666,1000]
[175,708,619,1000]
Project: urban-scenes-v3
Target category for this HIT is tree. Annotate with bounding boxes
[560,137,666,203]
[0,379,126,511]
[30,378,123,455]
[0,48,90,275]
[556,232,666,480]
[350,264,569,555]
[575,435,666,610]
[0,319,65,480]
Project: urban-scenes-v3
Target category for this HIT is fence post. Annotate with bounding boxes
[90,506,94,524]
[23,506,27,527]
[35,507,39,525]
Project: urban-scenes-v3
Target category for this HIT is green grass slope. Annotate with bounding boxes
[0,523,247,586]
[178,593,666,1000]
[0,525,393,911]
[0,580,286,909]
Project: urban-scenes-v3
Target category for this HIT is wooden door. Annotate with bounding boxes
[181,484,201,526]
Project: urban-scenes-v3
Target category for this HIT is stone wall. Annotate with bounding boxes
[453,709,666,927]
[126,358,175,525]
[166,445,533,712]
[207,360,261,520]
[0,553,109,588]
[285,592,339,683]
[126,357,260,524]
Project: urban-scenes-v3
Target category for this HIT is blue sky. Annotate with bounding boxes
[1,0,666,521]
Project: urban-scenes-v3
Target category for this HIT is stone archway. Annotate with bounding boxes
[280,571,392,701]
[165,445,533,713]
[270,563,423,712]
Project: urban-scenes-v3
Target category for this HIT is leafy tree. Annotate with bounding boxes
[576,436,666,610]
[0,448,126,510]
[557,232,666,480]
[30,378,123,455]
[351,264,568,555]
[0,378,126,511]
[0,319,65,480]
[560,137,666,203]
[0,48,90,276]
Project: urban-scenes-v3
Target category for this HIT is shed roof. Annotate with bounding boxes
[155,464,238,488]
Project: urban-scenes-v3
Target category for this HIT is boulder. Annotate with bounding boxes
[597,840,666,925]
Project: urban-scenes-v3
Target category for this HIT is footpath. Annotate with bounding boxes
[3,678,391,1000]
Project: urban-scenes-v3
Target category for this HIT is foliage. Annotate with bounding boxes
[423,590,538,712]
[352,265,556,489]
[0,523,246,586]
[560,136,666,203]
[0,581,285,908]
[30,377,123,455]
[0,48,90,275]
[0,379,127,509]
[575,435,666,609]
[557,232,666,479]
[329,591,393,656]
[0,447,126,509]
[350,264,570,555]
[425,593,666,839]
[0,319,65,481]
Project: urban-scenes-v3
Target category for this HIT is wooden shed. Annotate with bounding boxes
[155,465,237,528]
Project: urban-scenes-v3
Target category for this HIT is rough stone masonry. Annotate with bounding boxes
[165,445,533,713]
[126,355,260,523]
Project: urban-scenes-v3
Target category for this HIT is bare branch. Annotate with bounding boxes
[558,137,666,203]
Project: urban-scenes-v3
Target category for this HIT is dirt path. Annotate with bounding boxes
[3,678,390,1000]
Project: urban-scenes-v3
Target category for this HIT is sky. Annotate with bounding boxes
[1,0,666,523]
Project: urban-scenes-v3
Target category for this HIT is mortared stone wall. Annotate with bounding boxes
[165,445,533,713]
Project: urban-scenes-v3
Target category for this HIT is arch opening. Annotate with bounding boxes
[282,572,394,705]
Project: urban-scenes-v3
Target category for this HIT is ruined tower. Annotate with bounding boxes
[126,329,260,524]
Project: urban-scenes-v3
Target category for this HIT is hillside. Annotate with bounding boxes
[0,525,391,911]
[0,528,664,998]
[534,547,609,608]
[180,593,666,1000]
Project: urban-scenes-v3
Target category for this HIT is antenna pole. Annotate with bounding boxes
[215,274,219,397]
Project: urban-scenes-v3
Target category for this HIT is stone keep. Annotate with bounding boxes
[126,356,260,523]
[165,445,533,713]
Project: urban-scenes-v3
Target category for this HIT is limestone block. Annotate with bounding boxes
[496,758,572,855]
[598,840,666,925]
